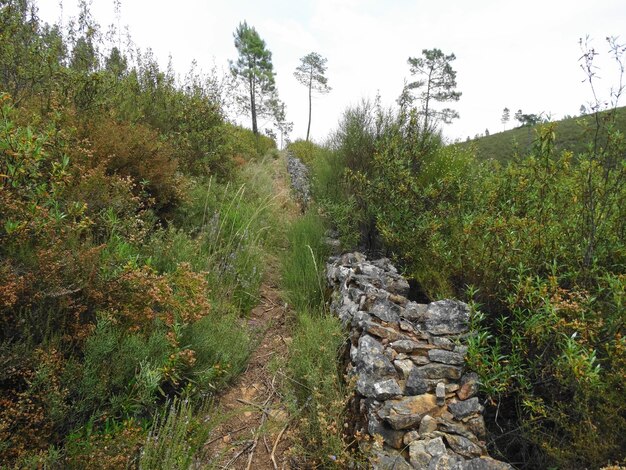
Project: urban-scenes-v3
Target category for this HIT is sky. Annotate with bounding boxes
[36,0,626,144]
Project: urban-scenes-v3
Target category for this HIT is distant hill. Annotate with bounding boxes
[456,106,626,163]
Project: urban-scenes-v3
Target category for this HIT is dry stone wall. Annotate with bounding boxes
[327,252,512,470]
[286,153,311,210]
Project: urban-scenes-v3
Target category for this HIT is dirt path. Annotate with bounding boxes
[201,155,299,469]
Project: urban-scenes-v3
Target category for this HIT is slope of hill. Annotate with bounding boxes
[458,106,626,162]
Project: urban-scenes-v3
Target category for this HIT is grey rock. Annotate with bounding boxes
[406,364,462,395]
[409,437,446,468]
[465,457,514,470]
[428,451,466,470]
[402,302,428,322]
[373,451,413,470]
[454,344,469,356]
[457,372,480,400]
[378,394,439,430]
[391,339,431,353]
[466,416,487,441]
[371,257,398,273]
[441,432,484,458]
[410,355,431,365]
[429,349,465,365]
[437,420,482,442]
[394,359,415,378]
[363,321,405,341]
[287,156,311,207]
[432,336,455,350]
[353,310,373,328]
[403,430,420,445]
[372,379,403,400]
[381,273,410,297]
[354,335,397,385]
[368,412,406,449]
[419,414,439,435]
[448,398,483,420]
[436,382,446,406]
[425,300,470,335]
[370,297,403,322]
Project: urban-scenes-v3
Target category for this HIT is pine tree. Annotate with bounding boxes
[230,21,275,135]
[294,52,331,141]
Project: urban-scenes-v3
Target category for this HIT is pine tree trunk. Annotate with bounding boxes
[250,75,258,135]
[306,72,312,141]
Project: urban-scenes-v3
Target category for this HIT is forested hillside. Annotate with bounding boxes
[461,106,626,163]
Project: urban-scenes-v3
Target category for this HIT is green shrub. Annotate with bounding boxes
[287,139,317,163]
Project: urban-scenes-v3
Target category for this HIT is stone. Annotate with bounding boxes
[369,298,403,323]
[409,437,446,468]
[372,379,402,400]
[390,339,432,353]
[425,300,470,335]
[432,336,455,350]
[403,430,420,445]
[446,383,460,393]
[428,451,466,470]
[419,414,439,435]
[353,310,373,328]
[355,262,383,277]
[373,451,413,470]
[410,355,431,365]
[457,372,480,401]
[381,273,410,297]
[394,359,415,378]
[454,344,469,356]
[363,321,405,341]
[406,364,462,394]
[371,257,397,273]
[441,432,484,458]
[465,457,514,470]
[354,335,397,396]
[437,420,482,442]
[466,416,487,441]
[436,382,446,406]
[429,349,465,365]
[448,398,483,420]
[402,302,428,322]
[378,394,439,430]
[368,412,406,449]
[389,293,408,306]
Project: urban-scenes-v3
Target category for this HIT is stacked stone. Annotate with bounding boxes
[327,253,511,470]
[286,153,311,210]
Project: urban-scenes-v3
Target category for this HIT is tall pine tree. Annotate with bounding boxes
[230,21,275,135]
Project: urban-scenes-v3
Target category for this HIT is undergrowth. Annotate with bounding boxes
[279,213,355,468]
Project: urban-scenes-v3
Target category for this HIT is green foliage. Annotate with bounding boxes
[459,106,626,163]
[287,139,317,163]
[280,214,353,468]
[0,4,279,465]
[319,92,626,467]
[294,52,331,141]
[403,48,462,129]
[231,21,276,135]
[281,212,329,312]
[139,398,212,470]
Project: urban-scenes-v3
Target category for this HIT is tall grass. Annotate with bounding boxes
[281,212,329,311]
[139,398,212,470]
[280,213,355,467]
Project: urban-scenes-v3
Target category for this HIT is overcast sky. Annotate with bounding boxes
[37,0,626,144]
